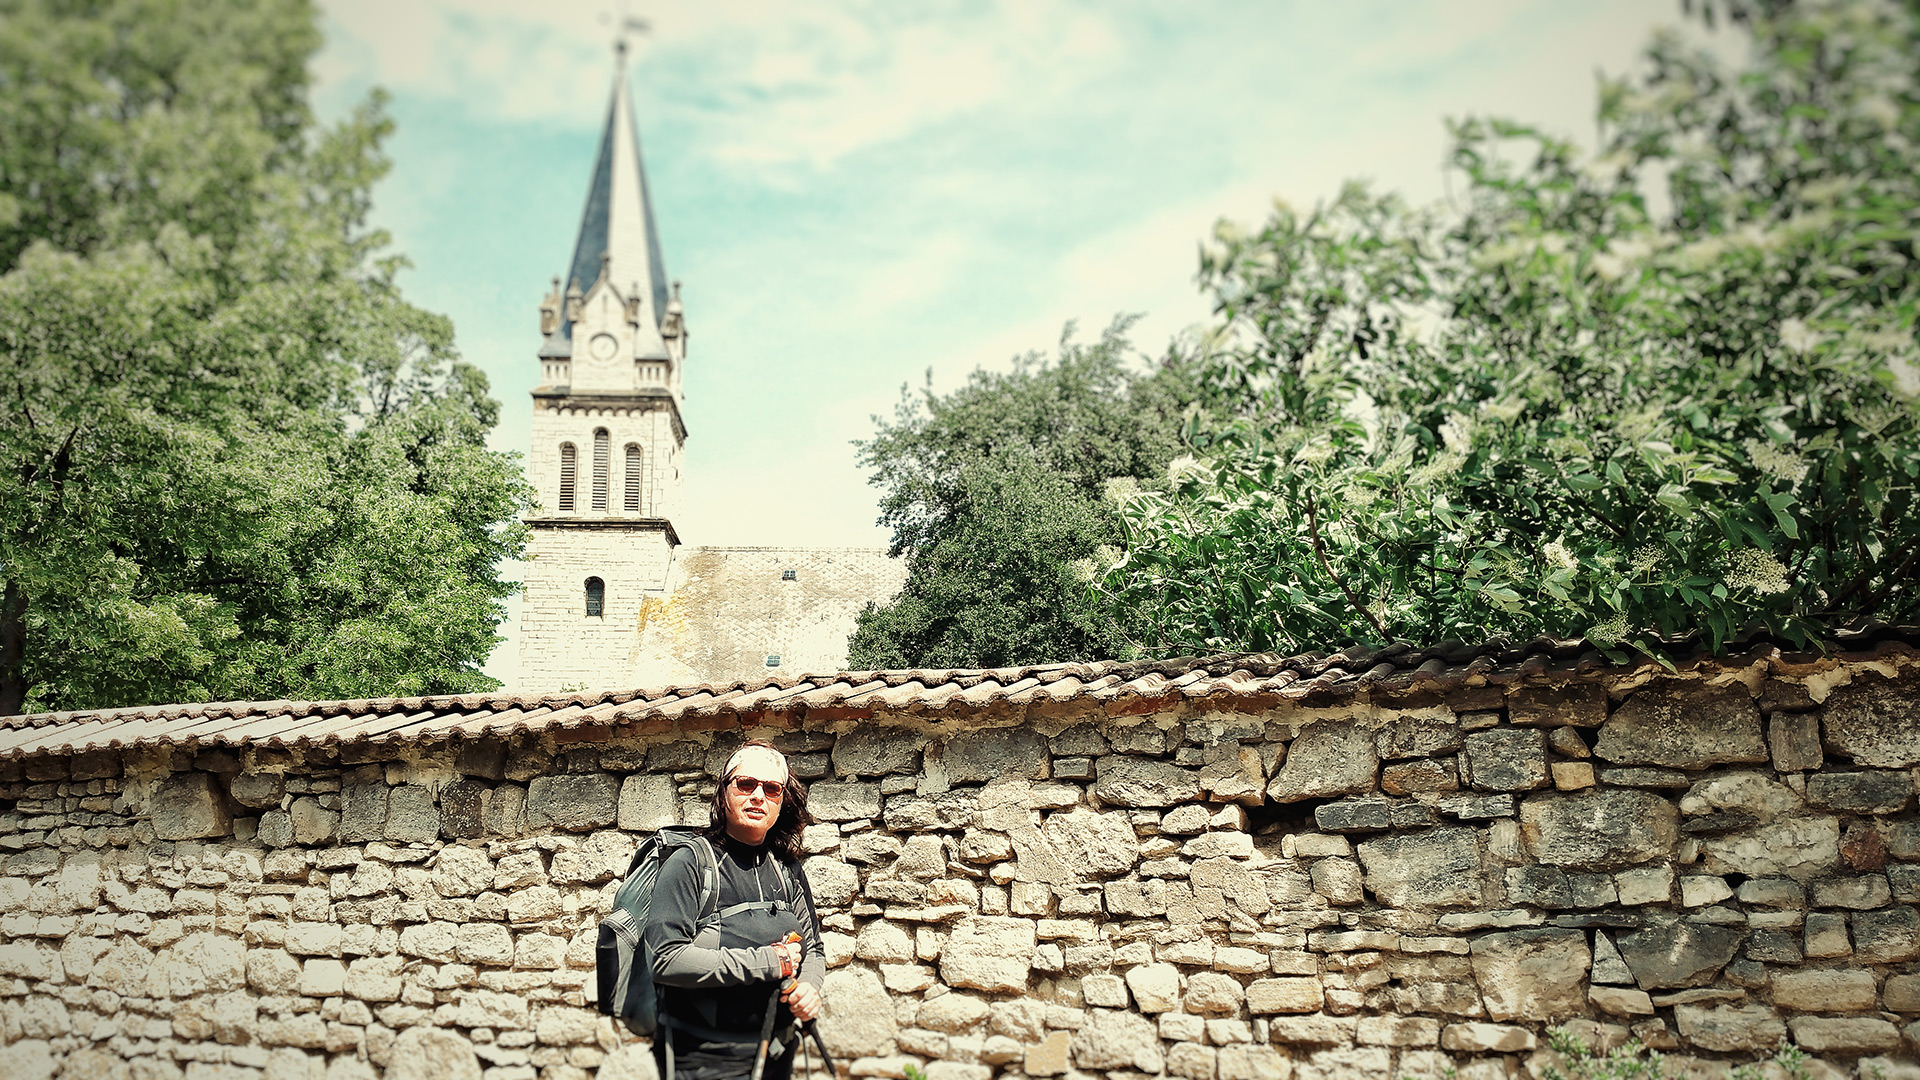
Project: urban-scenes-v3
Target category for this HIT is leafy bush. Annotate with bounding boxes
[1103,0,1920,658]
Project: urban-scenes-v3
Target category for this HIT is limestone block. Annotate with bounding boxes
[957,830,1012,863]
[433,846,493,898]
[386,785,440,842]
[939,915,1035,993]
[230,773,286,810]
[491,851,546,889]
[1823,674,1920,767]
[1589,986,1653,1016]
[1310,858,1365,905]
[810,783,883,822]
[1468,928,1590,1023]
[445,989,528,1029]
[534,1006,597,1045]
[1787,1016,1902,1053]
[1673,1004,1786,1053]
[1519,789,1677,869]
[832,729,927,777]
[1355,827,1483,909]
[1768,711,1823,772]
[1268,723,1377,802]
[341,781,389,843]
[399,922,458,962]
[804,858,860,908]
[1082,973,1129,1008]
[147,932,245,998]
[1183,972,1245,1016]
[1595,684,1766,769]
[386,1027,482,1080]
[1773,968,1876,1011]
[819,967,896,1058]
[455,923,514,966]
[152,773,232,841]
[1375,715,1464,760]
[915,991,989,1033]
[1248,978,1323,1015]
[854,922,914,964]
[298,957,348,997]
[1294,1047,1390,1080]
[1812,875,1891,909]
[1356,1017,1440,1047]
[1217,1045,1290,1080]
[524,774,618,831]
[1809,770,1914,813]
[1852,905,1920,963]
[1441,1023,1535,1052]
[1201,743,1268,805]
[1805,912,1851,958]
[1699,815,1838,881]
[616,774,677,832]
[1039,808,1139,877]
[1070,1008,1163,1072]
[344,955,404,1002]
[484,783,527,837]
[1679,876,1733,907]
[944,728,1047,783]
[0,1040,53,1080]
[1268,1014,1357,1045]
[1616,923,1741,989]
[1024,1030,1073,1077]
[1462,729,1548,792]
[883,791,976,831]
[88,938,153,993]
[505,885,562,921]
[1125,963,1183,1013]
[1166,1042,1216,1080]
[1381,759,1458,796]
[1093,756,1203,808]
[1883,974,1920,1013]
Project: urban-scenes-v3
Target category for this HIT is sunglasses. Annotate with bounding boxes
[730,776,786,800]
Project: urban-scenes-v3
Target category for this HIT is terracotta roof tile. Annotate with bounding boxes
[3,626,1916,760]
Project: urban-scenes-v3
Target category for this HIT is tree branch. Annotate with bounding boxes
[1305,492,1389,641]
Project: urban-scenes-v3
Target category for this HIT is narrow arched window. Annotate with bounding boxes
[585,577,605,617]
[624,444,643,513]
[558,443,577,511]
[591,429,610,511]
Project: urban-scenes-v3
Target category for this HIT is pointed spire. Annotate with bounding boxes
[563,45,672,359]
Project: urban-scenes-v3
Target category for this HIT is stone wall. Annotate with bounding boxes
[2,661,1919,1080]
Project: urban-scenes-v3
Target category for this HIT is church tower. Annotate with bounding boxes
[518,43,689,690]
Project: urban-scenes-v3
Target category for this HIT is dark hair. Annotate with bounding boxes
[707,739,810,862]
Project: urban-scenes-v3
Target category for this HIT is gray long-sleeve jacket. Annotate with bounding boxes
[644,832,826,1037]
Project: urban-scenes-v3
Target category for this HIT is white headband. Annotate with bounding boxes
[724,745,789,782]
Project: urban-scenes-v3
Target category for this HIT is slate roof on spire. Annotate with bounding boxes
[558,49,672,359]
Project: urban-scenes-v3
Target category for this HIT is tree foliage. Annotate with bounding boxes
[0,0,530,714]
[1104,0,1920,657]
[850,321,1198,668]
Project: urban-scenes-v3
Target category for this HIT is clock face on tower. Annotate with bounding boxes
[589,333,619,362]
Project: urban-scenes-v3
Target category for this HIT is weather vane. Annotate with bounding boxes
[604,7,651,57]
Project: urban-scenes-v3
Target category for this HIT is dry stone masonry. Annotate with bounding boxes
[2,652,1919,1080]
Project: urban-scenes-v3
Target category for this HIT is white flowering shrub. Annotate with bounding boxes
[1104,0,1920,657]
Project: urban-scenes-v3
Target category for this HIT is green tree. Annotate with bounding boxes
[850,321,1199,668]
[0,0,530,714]
[1104,0,1920,657]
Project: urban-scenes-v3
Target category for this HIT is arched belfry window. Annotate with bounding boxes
[591,429,610,511]
[584,577,605,617]
[558,443,577,511]
[624,444,643,513]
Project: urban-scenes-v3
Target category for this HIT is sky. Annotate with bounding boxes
[311,0,1709,685]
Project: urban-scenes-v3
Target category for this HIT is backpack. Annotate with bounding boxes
[593,828,797,1036]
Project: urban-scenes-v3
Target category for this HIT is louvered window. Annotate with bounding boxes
[624,444,643,513]
[558,443,577,511]
[585,577,605,617]
[591,429,610,511]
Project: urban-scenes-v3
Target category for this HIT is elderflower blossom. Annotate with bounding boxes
[1439,414,1475,453]
[1780,318,1821,355]
[1068,558,1098,584]
[1543,542,1577,572]
[1743,439,1810,485]
[1630,546,1665,575]
[1294,438,1335,467]
[1587,613,1630,647]
[1726,549,1790,595]
[1102,477,1140,505]
[1481,399,1524,424]
[1167,455,1209,485]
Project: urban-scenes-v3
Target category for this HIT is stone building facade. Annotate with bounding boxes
[515,49,903,693]
[2,637,1919,1080]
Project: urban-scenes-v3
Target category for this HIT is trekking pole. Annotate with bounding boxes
[751,932,802,1080]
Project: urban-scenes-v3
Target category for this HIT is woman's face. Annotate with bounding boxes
[722,765,786,845]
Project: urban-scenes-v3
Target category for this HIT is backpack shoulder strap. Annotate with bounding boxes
[691,835,721,921]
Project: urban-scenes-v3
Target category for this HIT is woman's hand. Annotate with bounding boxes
[782,979,823,1022]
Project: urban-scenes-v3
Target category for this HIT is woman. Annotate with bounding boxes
[644,741,827,1080]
